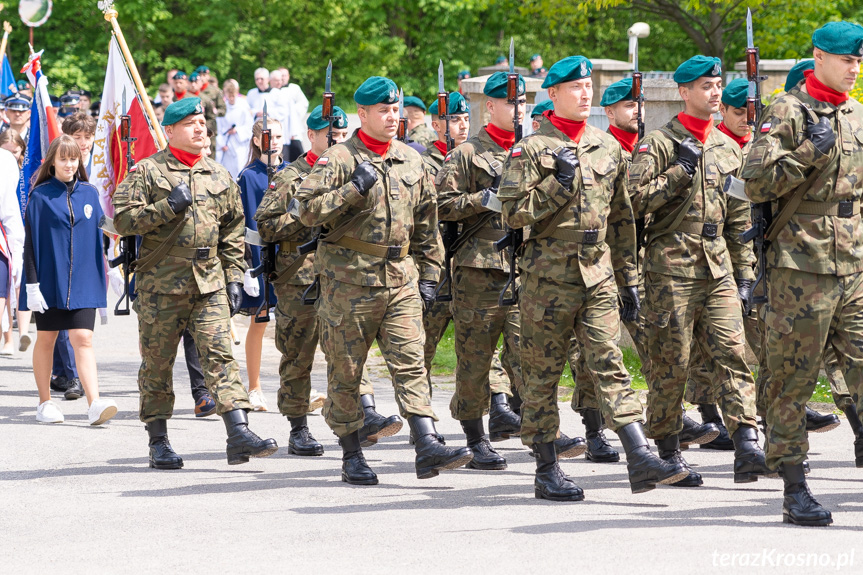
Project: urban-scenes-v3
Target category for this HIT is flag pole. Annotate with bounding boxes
[0,22,11,64]
[102,6,166,149]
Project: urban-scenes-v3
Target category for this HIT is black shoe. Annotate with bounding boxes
[732,425,770,483]
[618,423,689,494]
[50,375,71,393]
[409,429,445,445]
[64,378,84,400]
[781,463,832,526]
[461,419,507,470]
[679,413,720,447]
[656,435,703,487]
[288,415,324,456]
[805,406,841,433]
[697,404,735,450]
[489,392,521,441]
[409,416,473,479]
[533,442,584,501]
[845,404,863,437]
[357,394,403,447]
[528,433,588,459]
[340,431,378,485]
[222,409,278,465]
[583,409,620,463]
[146,420,183,470]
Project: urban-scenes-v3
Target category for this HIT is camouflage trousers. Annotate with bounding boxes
[450,266,522,421]
[134,290,251,422]
[273,283,318,418]
[761,268,863,469]
[422,299,450,395]
[316,276,436,437]
[643,272,757,439]
[519,272,643,446]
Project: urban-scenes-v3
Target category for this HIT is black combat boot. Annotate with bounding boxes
[340,430,378,485]
[781,462,832,526]
[533,442,584,501]
[731,426,770,483]
[146,419,183,470]
[679,412,720,448]
[845,404,863,468]
[656,435,702,487]
[288,415,324,456]
[618,423,689,494]
[357,394,403,447]
[488,392,521,442]
[528,432,588,459]
[222,409,279,465]
[805,406,840,433]
[461,419,507,470]
[697,404,734,450]
[509,387,523,417]
[582,408,620,462]
[409,416,473,479]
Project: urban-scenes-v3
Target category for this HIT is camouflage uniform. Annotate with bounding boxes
[113,150,251,422]
[408,123,437,149]
[436,127,523,421]
[628,116,758,440]
[499,115,644,445]
[296,131,443,437]
[201,83,226,155]
[741,86,863,469]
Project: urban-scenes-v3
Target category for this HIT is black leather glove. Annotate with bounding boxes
[226,281,243,317]
[419,279,437,311]
[554,148,579,190]
[619,285,640,323]
[806,114,836,155]
[736,278,753,312]
[351,161,378,196]
[166,181,193,213]
[674,137,702,177]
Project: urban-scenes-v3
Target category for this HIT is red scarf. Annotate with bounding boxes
[544,110,586,143]
[191,90,201,97]
[717,122,751,149]
[174,90,186,100]
[201,82,209,92]
[609,124,638,153]
[306,151,319,167]
[485,123,515,151]
[169,145,202,168]
[357,129,391,157]
[677,112,713,144]
[433,140,448,156]
[804,69,848,106]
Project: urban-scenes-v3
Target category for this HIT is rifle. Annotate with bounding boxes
[434,60,457,303]
[495,37,523,306]
[249,102,276,323]
[631,37,647,246]
[397,88,408,142]
[107,89,137,316]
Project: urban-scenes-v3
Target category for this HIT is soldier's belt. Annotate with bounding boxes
[332,237,410,260]
[278,241,304,253]
[547,227,607,245]
[796,200,860,218]
[675,221,724,238]
[473,228,507,241]
[141,239,217,260]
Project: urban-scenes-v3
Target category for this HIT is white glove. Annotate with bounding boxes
[243,269,260,297]
[108,266,125,297]
[26,283,49,314]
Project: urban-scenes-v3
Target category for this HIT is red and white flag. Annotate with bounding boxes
[20,50,61,154]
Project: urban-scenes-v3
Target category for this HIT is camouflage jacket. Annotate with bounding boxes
[296,131,442,287]
[607,128,633,163]
[201,83,226,118]
[421,142,445,177]
[113,149,245,295]
[741,87,863,277]
[254,153,316,285]
[628,116,755,281]
[499,116,638,289]
[436,128,509,272]
[408,123,437,149]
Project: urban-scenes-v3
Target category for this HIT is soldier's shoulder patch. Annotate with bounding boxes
[317,157,329,166]
[760,122,772,133]
[637,142,650,153]
[444,153,452,163]
[128,164,138,173]
[511,147,522,158]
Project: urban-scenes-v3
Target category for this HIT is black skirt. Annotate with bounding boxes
[35,308,96,331]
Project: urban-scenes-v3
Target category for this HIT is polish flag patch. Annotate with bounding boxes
[512,147,522,158]
[317,157,329,165]
[444,153,452,162]
[638,143,649,153]
[760,122,772,133]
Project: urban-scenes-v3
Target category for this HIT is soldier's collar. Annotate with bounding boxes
[791,86,847,115]
[538,115,601,150]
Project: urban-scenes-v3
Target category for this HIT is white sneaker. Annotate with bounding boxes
[19,334,31,352]
[36,400,64,423]
[248,388,268,412]
[307,389,326,413]
[88,398,118,425]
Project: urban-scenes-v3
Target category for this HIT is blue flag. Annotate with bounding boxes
[0,55,16,98]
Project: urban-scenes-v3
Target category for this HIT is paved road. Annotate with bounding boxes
[2,301,862,574]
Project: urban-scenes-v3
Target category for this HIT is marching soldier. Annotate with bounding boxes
[404,96,437,148]
[628,56,769,489]
[296,77,473,485]
[500,56,688,500]
[741,22,863,526]
[113,98,278,469]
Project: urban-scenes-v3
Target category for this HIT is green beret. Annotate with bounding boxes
[403,96,426,111]
[673,55,722,84]
[189,73,199,82]
[530,54,542,62]
[785,59,814,92]
[354,76,399,106]
[194,65,209,74]
[541,56,592,89]
[457,70,470,80]
[306,104,349,130]
[531,99,554,117]
[495,56,507,65]
[600,77,636,107]
[429,92,469,116]
[162,97,204,126]
[484,71,525,99]
[173,71,187,80]
[721,78,749,109]
[813,21,863,56]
